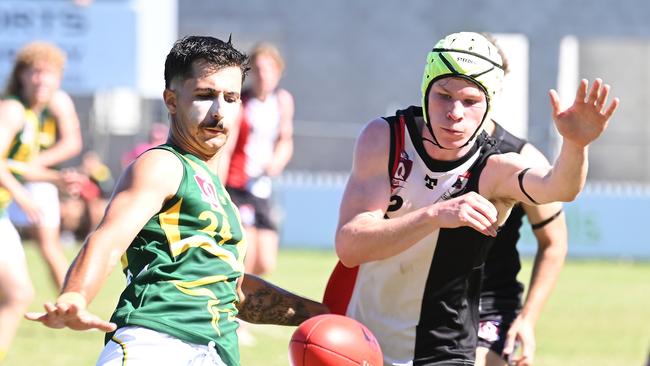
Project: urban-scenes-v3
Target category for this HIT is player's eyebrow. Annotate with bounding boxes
[194,88,240,98]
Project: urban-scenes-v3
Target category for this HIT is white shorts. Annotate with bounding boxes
[0,215,24,262]
[8,182,60,228]
[97,326,228,366]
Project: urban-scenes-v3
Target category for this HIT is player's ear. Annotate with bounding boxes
[163,89,177,114]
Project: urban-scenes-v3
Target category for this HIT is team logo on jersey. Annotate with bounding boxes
[194,174,221,210]
[424,174,438,189]
[449,171,471,196]
[439,171,471,201]
[391,151,413,188]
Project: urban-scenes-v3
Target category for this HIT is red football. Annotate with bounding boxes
[289,314,383,366]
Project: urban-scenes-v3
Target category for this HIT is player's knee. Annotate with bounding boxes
[5,284,35,309]
[257,257,276,275]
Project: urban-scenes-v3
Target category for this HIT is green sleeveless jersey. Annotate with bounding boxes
[0,99,42,214]
[107,144,246,365]
[37,107,58,151]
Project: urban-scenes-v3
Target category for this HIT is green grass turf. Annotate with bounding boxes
[4,244,649,365]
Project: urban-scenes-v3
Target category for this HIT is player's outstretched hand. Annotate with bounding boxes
[549,78,619,147]
[25,302,116,332]
[502,314,535,366]
[431,191,498,237]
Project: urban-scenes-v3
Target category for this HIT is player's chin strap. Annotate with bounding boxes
[420,117,487,150]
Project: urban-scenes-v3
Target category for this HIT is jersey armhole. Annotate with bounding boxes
[148,145,187,212]
[385,114,405,189]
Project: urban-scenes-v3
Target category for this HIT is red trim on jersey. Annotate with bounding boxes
[323,115,406,316]
[226,104,251,189]
[390,115,406,189]
[322,261,359,315]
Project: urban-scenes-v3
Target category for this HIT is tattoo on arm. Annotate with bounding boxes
[237,277,325,326]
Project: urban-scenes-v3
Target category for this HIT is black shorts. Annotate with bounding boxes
[226,186,277,231]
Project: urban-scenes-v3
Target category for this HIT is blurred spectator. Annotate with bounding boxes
[73,0,93,6]
[4,41,83,290]
[60,151,114,243]
[0,41,79,362]
[224,42,295,277]
[121,122,169,169]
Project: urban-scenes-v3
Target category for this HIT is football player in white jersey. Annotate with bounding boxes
[331,31,618,365]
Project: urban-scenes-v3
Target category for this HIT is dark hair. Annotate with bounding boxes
[164,35,249,89]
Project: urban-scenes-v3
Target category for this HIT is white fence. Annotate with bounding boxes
[273,172,650,260]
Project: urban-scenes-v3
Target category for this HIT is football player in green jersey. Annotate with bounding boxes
[0,41,77,362]
[27,36,328,366]
[3,41,82,290]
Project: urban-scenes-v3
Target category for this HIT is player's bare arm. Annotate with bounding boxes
[497,203,566,366]
[237,274,329,326]
[335,119,498,267]
[485,79,619,208]
[31,90,82,167]
[25,149,183,331]
[501,200,567,365]
[0,99,43,223]
[516,142,567,326]
[0,99,67,192]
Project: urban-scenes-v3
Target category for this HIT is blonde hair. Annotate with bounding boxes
[4,41,67,97]
[250,42,285,73]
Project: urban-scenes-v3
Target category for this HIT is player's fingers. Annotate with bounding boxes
[462,211,497,237]
[43,302,58,315]
[68,303,83,315]
[40,303,64,328]
[604,97,620,120]
[586,78,602,104]
[471,211,498,236]
[595,83,610,111]
[502,332,517,357]
[515,355,532,366]
[24,312,47,322]
[574,79,588,103]
[548,89,561,116]
[467,194,498,223]
[513,342,531,366]
[54,302,71,317]
[78,311,117,332]
[92,320,118,332]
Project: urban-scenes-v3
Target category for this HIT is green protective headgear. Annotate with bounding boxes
[420,32,505,148]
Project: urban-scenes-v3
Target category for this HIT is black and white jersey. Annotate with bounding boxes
[479,122,527,316]
[325,106,500,365]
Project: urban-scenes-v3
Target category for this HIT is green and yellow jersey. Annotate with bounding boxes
[37,110,58,151]
[107,144,247,365]
[0,102,42,215]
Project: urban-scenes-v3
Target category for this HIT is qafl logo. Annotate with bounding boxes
[194,174,221,210]
[391,151,413,188]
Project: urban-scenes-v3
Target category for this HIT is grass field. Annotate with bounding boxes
[5,244,649,366]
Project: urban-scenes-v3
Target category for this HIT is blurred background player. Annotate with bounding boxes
[60,150,115,244]
[121,122,169,169]
[0,42,75,361]
[4,41,82,288]
[224,42,295,277]
[476,35,568,366]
